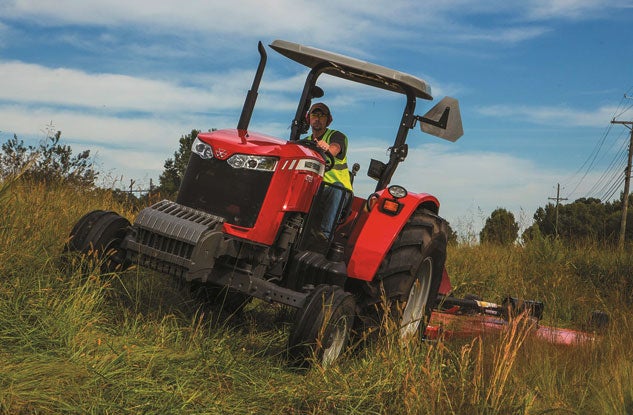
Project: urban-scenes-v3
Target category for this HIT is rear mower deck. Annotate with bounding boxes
[424,295,606,346]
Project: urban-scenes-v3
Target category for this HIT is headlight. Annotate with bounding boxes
[388,185,408,199]
[192,137,214,159]
[227,154,278,171]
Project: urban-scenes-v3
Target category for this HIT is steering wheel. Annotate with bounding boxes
[296,139,335,172]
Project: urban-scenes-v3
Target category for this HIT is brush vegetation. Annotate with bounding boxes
[1,177,632,414]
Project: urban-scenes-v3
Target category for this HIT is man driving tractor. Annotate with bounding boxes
[304,102,353,239]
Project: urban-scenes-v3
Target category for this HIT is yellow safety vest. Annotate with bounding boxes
[308,129,353,191]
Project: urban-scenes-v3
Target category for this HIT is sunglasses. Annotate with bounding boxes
[310,112,328,119]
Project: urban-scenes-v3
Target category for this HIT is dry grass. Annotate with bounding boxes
[1,178,632,414]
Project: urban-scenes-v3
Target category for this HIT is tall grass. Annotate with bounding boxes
[1,179,632,414]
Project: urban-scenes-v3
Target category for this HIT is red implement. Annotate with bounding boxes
[425,298,601,346]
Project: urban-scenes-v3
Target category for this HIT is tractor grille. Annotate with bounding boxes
[177,154,274,228]
[137,227,194,260]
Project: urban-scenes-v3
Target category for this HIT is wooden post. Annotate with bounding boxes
[611,120,633,249]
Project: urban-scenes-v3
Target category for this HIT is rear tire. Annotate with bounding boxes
[363,207,447,340]
[288,285,356,367]
[65,210,131,273]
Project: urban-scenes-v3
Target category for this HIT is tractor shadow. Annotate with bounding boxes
[94,266,298,361]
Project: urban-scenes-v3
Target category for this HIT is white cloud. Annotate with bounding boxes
[0,0,359,45]
[0,103,191,150]
[453,26,552,44]
[349,142,611,238]
[524,0,630,20]
[351,142,556,215]
[2,0,621,51]
[476,104,619,127]
[0,61,249,113]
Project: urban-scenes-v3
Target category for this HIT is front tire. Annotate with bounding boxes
[65,210,131,273]
[288,285,356,367]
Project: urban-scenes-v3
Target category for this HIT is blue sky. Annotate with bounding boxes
[1,0,632,238]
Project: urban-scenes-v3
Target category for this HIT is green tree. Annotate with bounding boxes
[521,222,541,244]
[158,130,200,197]
[0,130,96,186]
[558,198,606,240]
[532,204,556,236]
[480,208,519,245]
[531,197,622,244]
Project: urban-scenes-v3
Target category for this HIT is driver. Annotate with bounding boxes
[304,102,353,241]
[305,102,353,191]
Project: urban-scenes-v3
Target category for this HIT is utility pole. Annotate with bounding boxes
[611,118,633,250]
[548,183,568,237]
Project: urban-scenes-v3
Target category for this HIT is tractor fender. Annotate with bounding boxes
[346,190,440,282]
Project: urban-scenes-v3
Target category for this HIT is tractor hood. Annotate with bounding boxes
[270,40,433,100]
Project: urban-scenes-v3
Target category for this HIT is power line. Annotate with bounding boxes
[602,174,625,202]
[564,92,633,199]
[587,137,628,199]
[564,122,614,198]
[614,93,633,119]
[596,161,626,201]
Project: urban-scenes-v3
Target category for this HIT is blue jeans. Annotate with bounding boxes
[319,183,350,239]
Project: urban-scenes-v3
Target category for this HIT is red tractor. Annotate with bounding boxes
[66,40,463,366]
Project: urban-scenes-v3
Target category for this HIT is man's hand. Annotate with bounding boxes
[317,140,341,156]
[316,140,330,152]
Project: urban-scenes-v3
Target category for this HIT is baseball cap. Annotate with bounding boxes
[309,102,330,115]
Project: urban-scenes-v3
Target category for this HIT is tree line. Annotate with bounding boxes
[480,197,633,245]
[2,129,631,246]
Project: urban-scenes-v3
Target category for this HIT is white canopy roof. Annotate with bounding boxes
[270,40,433,100]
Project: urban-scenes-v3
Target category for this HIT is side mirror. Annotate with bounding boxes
[418,96,463,142]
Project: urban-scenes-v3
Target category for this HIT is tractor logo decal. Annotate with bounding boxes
[215,148,228,159]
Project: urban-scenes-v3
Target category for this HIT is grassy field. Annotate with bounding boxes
[1,178,632,414]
